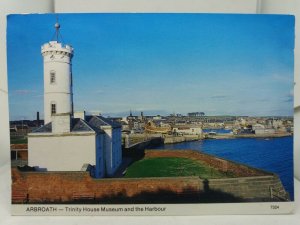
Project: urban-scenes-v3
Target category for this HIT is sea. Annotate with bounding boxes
[153,131,294,200]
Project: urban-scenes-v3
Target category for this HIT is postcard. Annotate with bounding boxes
[8,13,294,215]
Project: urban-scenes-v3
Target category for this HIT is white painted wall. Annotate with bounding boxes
[28,133,96,171]
[101,126,122,177]
[74,111,86,120]
[42,41,73,124]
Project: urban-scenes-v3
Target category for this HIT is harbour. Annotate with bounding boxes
[153,136,294,200]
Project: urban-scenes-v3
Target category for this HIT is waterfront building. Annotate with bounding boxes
[254,128,276,135]
[252,124,265,130]
[252,124,276,135]
[172,126,203,136]
[28,22,122,178]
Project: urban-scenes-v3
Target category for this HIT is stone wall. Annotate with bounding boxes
[123,138,163,158]
[164,136,185,144]
[164,135,200,144]
[208,176,288,201]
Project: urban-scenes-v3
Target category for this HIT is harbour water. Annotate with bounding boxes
[154,136,294,200]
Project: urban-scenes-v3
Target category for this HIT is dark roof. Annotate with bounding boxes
[32,122,52,133]
[71,118,95,132]
[86,116,122,128]
[31,118,104,134]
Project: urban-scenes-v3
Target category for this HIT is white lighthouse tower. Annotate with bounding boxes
[28,19,122,178]
[41,22,74,124]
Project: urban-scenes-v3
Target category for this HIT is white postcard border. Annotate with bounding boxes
[2,0,298,217]
[12,202,295,216]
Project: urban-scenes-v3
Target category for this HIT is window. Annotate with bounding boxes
[51,103,56,115]
[50,71,56,84]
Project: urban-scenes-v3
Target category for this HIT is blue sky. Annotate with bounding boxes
[7,13,294,120]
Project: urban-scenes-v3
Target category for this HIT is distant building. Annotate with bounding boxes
[126,111,146,133]
[252,123,275,135]
[173,126,202,135]
[10,116,44,132]
[254,128,275,135]
[188,112,205,117]
[237,125,254,135]
[153,115,162,120]
[10,124,29,133]
[28,22,122,178]
[252,124,265,130]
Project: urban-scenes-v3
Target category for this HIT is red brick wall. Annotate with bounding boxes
[17,151,28,160]
[12,168,200,203]
[10,144,28,150]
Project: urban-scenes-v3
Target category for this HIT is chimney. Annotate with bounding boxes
[37,111,40,127]
[52,113,71,134]
[74,111,86,120]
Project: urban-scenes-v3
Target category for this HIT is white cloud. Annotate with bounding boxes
[271,73,293,84]
[13,89,36,95]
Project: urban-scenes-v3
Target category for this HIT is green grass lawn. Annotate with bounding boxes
[124,157,232,179]
[10,137,28,144]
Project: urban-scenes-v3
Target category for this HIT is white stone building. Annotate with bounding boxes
[86,115,122,177]
[42,40,74,125]
[28,22,122,178]
[252,124,275,135]
[28,114,106,178]
[172,126,203,135]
